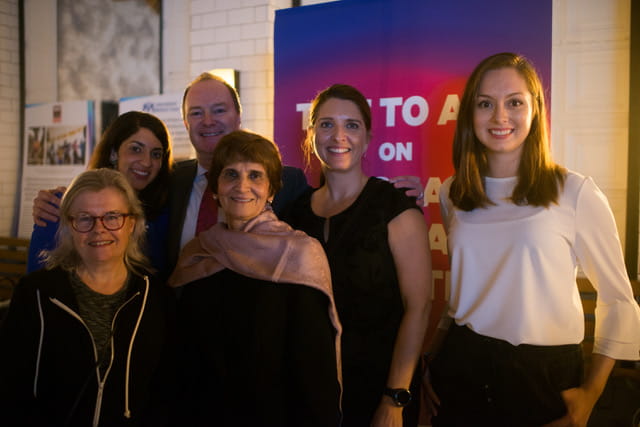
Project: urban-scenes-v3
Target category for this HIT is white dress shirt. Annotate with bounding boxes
[179,164,223,251]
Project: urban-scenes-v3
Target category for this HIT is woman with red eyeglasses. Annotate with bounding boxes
[0,168,176,426]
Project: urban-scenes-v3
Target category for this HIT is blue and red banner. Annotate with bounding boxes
[274,0,552,343]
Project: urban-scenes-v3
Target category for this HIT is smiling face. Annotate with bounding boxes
[70,187,135,269]
[473,67,534,176]
[115,128,164,192]
[184,79,242,168]
[311,97,370,173]
[215,161,271,230]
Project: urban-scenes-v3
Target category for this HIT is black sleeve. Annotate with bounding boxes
[0,278,43,424]
[273,166,310,217]
[286,286,341,426]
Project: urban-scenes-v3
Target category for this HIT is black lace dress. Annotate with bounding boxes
[287,177,421,426]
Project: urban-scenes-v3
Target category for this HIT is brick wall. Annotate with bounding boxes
[0,0,19,236]
[184,0,292,139]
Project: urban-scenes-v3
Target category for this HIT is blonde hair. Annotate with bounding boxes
[42,168,150,275]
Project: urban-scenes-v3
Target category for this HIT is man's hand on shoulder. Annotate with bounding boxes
[390,175,424,206]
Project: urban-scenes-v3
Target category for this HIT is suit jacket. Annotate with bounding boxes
[166,159,309,275]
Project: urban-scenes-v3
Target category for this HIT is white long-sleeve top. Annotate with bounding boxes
[439,170,640,360]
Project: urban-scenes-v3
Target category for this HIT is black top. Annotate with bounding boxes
[176,269,340,427]
[286,177,420,425]
[0,268,177,427]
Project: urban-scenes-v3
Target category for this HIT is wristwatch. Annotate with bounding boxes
[383,387,412,407]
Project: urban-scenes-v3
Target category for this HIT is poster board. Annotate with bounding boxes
[17,101,94,238]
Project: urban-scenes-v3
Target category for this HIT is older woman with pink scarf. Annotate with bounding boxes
[169,130,341,427]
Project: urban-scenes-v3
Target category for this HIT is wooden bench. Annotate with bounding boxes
[0,236,30,301]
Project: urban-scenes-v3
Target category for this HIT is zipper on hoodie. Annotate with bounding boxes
[50,286,143,426]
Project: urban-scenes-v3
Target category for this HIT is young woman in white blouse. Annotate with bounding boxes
[426,52,640,427]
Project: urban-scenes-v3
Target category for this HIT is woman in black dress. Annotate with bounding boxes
[286,84,432,427]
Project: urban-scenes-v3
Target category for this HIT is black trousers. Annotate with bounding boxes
[430,323,583,427]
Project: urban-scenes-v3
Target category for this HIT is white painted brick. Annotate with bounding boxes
[191,45,202,61]
[0,61,18,75]
[220,58,241,69]
[274,0,293,10]
[0,2,17,15]
[201,11,228,28]
[0,24,14,38]
[3,13,18,27]
[0,84,13,98]
[0,72,13,88]
[0,110,16,123]
[214,0,239,11]
[191,14,202,30]
[249,119,273,140]
[0,1,31,233]
[192,60,239,76]
[266,69,274,88]
[250,101,269,120]
[191,0,217,15]
[241,71,263,88]
[215,25,243,43]
[241,0,267,7]
[254,38,270,54]
[255,5,268,22]
[202,43,228,59]
[242,54,271,71]
[241,21,271,39]
[190,63,207,77]
[265,102,273,120]
[229,39,255,57]
[0,38,14,50]
[190,28,216,45]
[229,7,255,25]
[0,194,14,211]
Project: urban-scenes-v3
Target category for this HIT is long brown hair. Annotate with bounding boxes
[449,52,565,211]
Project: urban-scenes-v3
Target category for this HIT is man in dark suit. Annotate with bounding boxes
[167,73,310,271]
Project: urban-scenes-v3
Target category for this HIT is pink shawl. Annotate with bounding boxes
[168,209,342,392]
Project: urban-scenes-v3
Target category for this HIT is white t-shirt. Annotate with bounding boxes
[440,170,640,360]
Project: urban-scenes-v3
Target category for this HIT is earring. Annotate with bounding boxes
[212,194,218,200]
[109,151,118,167]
